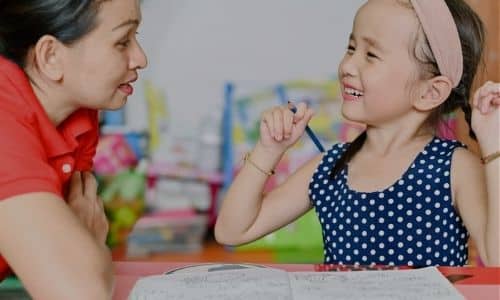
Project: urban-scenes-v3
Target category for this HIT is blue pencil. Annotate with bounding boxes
[289,104,325,153]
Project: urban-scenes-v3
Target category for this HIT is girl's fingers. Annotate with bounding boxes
[292,102,307,123]
[262,111,275,138]
[474,81,500,107]
[262,103,312,143]
[272,109,284,141]
[484,81,500,95]
[282,107,294,139]
[477,94,494,114]
[479,81,495,97]
[492,96,500,106]
[472,87,481,107]
[296,109,315,130]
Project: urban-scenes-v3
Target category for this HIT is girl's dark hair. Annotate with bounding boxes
[330,0,485,178]
[0,0,106,68]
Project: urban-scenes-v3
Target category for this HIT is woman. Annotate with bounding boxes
[0,0,147,299]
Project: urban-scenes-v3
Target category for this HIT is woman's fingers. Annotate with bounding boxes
[82,172,98,198]
[67,171,83,200]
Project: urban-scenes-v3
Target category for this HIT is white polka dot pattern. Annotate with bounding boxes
[309,137,469,266]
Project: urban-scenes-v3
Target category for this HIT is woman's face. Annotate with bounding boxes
[61,0,147,111]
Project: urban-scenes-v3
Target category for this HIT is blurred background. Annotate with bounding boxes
[94,0,498,265]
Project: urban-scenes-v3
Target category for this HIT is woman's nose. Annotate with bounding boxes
[130,42,148,70]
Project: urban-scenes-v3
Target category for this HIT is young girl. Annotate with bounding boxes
[215,0,499,267]
[0,0,147,299]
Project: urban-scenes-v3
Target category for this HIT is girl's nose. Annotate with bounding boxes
[339,55,357,78]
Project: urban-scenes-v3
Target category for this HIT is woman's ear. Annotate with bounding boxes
[32,35,64,81]
[413,75,453,111]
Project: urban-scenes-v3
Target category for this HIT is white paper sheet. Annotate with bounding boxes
[288,267,464,300]
[129,268,291,300]
[128,266,464,300]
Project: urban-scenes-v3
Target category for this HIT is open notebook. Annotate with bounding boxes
[128,266,464,300]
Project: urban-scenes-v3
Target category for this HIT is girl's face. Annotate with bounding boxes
[61,0,147,111]
[338,0,421,126]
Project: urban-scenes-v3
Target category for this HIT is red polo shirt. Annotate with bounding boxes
[0,56,99,280]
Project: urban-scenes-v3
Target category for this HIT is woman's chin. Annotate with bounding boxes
[105,97,128,111]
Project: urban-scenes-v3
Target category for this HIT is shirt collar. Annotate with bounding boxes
[0,55,97,158]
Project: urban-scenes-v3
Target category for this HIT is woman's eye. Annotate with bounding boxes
[367,52,378,59]
[347,46,355,53]
[118,40,131,48]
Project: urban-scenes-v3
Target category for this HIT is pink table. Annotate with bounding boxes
[113,261,500,300]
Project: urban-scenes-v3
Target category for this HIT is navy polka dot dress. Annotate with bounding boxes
[309,137,469,266]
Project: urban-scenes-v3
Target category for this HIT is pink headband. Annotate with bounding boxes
[410,0,463,87]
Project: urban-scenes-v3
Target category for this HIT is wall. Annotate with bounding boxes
[125,0,364,134]
[457,0,500,151]
[126,1,499,143]
[467,0,499,82]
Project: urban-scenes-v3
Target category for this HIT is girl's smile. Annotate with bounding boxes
[342,83,365,102]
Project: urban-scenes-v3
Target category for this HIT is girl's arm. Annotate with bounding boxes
[0,193,113,300]
[454,81,500,266]
[215,103,319,246]
[452,150,498,266]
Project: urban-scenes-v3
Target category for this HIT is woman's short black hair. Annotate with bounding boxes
[0,0,106,68]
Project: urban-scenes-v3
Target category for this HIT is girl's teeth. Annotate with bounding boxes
[345,88,363,96]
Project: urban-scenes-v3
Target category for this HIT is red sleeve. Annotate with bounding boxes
[74,109,99,171]
[0,116,61,201]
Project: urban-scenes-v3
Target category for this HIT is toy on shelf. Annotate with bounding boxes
[94,134,138,176]
[126,208,207,257]
[99,160,147,247]
[146,162,223,229]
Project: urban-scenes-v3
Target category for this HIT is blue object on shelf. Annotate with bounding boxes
[103,108,125,126]
[221,82,234,191]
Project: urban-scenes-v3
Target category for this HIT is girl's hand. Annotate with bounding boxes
[472,81,500,155]
[258,102,315,154]
[67,171,109,245]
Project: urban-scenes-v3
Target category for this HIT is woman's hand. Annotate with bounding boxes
[258,102,315,154]
[472,81,500,155]
[67,171,109,245]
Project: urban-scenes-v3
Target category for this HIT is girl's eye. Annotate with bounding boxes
[347,45,355,53]
[367,52,378,59]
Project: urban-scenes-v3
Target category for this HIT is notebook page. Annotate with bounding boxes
[128,268,292,300]
[288,267,464,300]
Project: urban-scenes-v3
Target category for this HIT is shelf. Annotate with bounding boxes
[112,237,276,264]
[147,163,223,185]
